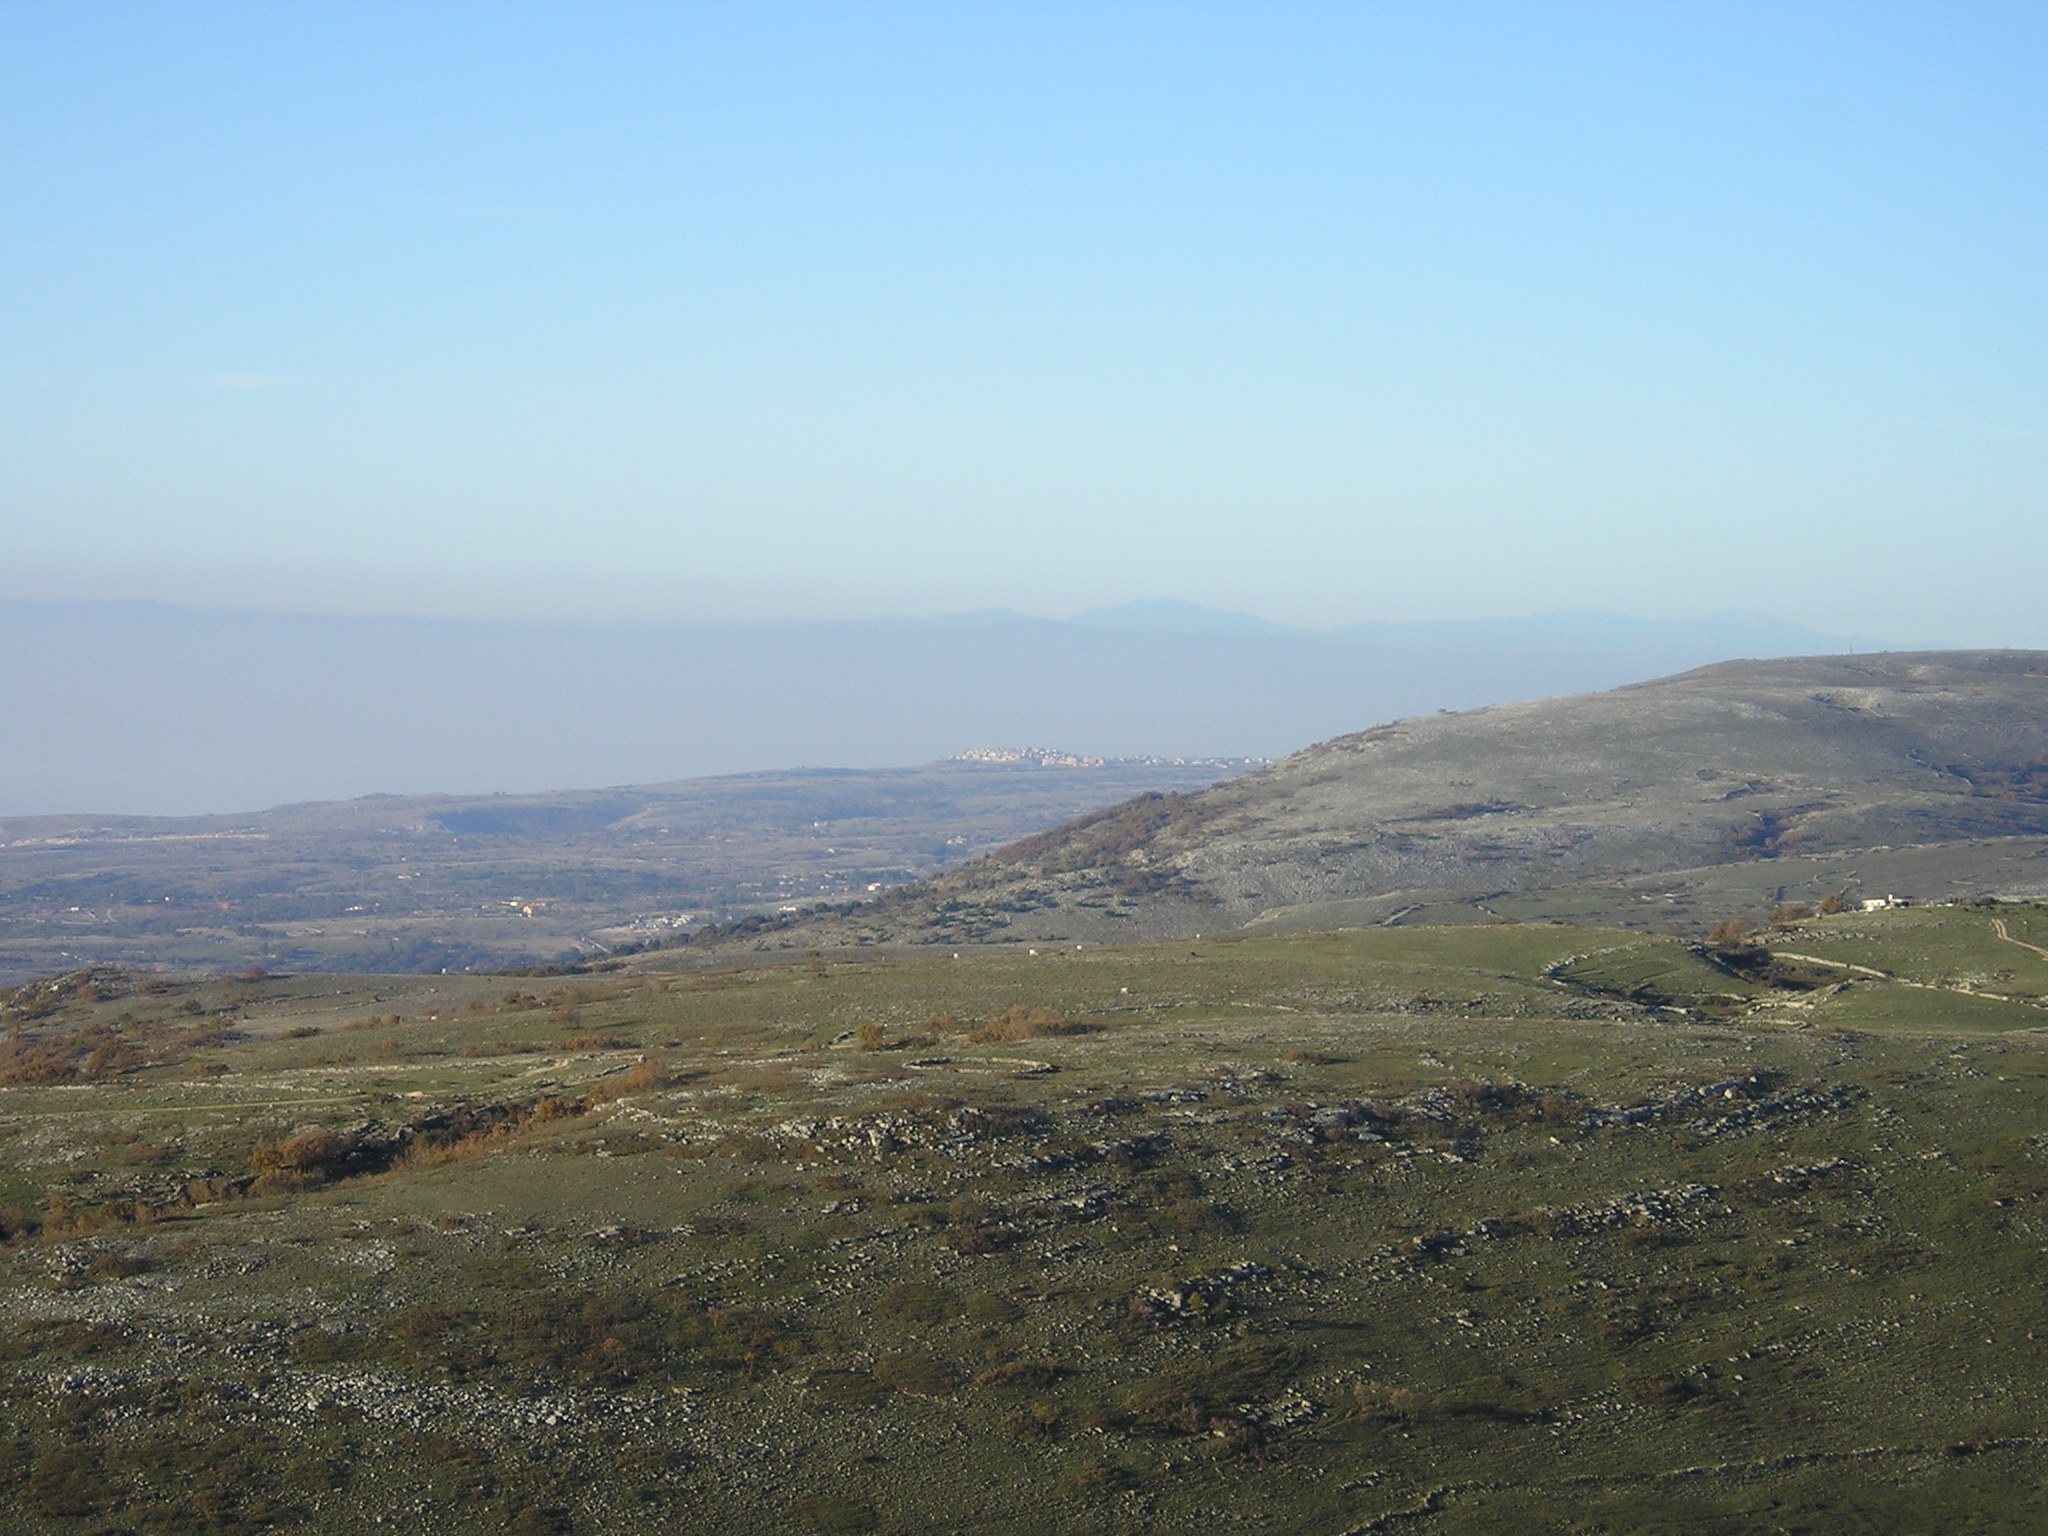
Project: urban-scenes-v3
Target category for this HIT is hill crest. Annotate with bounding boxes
[723,651,2048,949]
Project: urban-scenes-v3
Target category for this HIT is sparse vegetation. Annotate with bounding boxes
[3,909,2048,1531]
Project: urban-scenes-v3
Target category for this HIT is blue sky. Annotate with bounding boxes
[2,2,2044,639]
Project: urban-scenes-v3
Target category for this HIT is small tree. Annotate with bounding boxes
[1706,918,1755,949]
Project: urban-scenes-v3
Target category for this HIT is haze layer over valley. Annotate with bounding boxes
[0,598,1862,816]
[20,648,2046,985]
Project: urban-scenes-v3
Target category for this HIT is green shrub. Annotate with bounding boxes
[876,1282,955,1323]
[28,1449,102,1517]
[964,1291,1019,1326]
[0,1320,128,1361]
[323,1291,804,1390]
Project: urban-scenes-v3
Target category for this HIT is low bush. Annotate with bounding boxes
[967,1006,1103,1043]
[0,1016,235,1084]
[250,1128,389,1191]
[0,1320,129,1361]
[873,1352,962,1398]
[876,1282,955,1323]
[976,1358,1062,1390]
[299,1290,806,1391]
[1122,1339,1301,1439]
[999,1401,1064,1442]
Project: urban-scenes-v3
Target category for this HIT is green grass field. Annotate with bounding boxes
[3,909,2047,1533]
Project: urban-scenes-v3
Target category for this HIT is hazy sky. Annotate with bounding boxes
[3,3,2043,638]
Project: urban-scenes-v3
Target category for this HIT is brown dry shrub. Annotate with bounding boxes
[713,1131,780,1162]
[249,1129,377,1190]
[968,1006,1103,1043]
[0,1016,232,1084]
[1621,1371,1703,1404]
[586,1057,681,1104]
[400,1097,583,1169]
[999,1401,1064,1442]
[976,1358,1062,1390]
[1075,1459,1136,1493]
[41,1195,164,1237]
[1166,1197,1240,1235]
[1344,1381,1422,1425]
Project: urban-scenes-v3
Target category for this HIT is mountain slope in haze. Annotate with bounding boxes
[743,652,2048,948]
[0,598,1867,816]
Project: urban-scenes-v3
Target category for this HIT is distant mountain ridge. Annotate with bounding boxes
[1066,599,1876,653]
[733,651,2048,949]
[1067,599,1307,637]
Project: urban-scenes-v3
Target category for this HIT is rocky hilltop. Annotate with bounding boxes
[739,651,2048,948]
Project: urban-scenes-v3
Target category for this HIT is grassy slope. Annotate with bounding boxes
[739,652,2048,955]
[1,910,2047,1533]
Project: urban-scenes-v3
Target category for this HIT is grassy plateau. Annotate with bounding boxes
[3,904,2048,1533]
